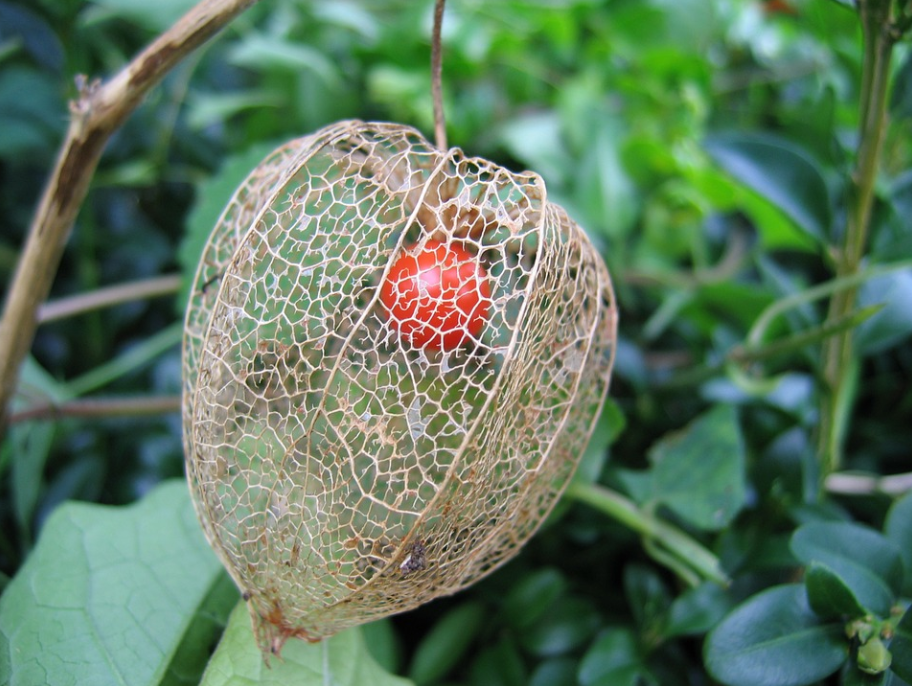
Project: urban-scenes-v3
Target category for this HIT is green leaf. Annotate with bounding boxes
[529,658,577,686]
[469,636,527,686]
[227,34,340,85]
[885,492,912,597]
[704,584,847,686]
[519,596,602,658]
[804,562,867,619]
[499,111,573,184]
[704,132,832,243]
[855,269,912,356]
[408,602,486,685]
[623,564,671,635]
[200,603,413,686]
[891,608,912,684]
[0,480,239,686]
[578,628,643,686]
[664,582,732,638]
[574,122,638,240]
[649,405,747,531]
[790,522,904,617]
[502,568,568,630]
[361,619,403,675]
[178,142,278,313]
[83,0,197,32]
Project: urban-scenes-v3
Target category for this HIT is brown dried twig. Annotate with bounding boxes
[431,0,448,150]
[0,0,262,430]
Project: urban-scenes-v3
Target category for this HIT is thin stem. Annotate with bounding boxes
[431,0,447,150]
[66,322,182,398]
[37,274,181,324]
[565,481,730,587]
[9,395,181,424]
[0,0,261,432]
[818,0,896,477]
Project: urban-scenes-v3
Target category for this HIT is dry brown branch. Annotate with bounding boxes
[9,395,181,424]
[0,0,261,428]
[38,274,182,324]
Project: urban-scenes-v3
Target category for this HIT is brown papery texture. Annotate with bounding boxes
[182,121,617,657]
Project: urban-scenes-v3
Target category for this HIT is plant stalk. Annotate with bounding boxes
[565,481,730,587]
[0,0,261,434]
[817,0,895,477]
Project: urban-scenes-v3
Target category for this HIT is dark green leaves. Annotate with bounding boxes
[0,481,238,686]
[890,608,912,684]
[704,585,847,686]
[791,522,904,617]
[704,132,832,244]
[649,405,747,530]
[407,602,486,685]
[885,492,912,597]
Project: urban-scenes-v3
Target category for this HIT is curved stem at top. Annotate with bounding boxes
[431,0,448,150]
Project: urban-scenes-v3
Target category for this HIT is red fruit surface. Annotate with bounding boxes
[380,240,492,350]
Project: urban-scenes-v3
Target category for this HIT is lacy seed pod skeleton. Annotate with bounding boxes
[182,121,617,656]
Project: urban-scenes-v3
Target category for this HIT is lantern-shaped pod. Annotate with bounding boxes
[182,121,617,656]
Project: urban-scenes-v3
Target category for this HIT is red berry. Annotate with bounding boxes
[380,240,492,350]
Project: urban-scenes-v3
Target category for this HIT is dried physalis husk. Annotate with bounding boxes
[182,121,617,657]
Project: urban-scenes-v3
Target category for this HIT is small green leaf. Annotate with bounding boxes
[704,584,847,686]
[227,34,340,84]
[891,608,912,684]
[885,492,912,596]
[200,603,412,686]
[0,480,238,686]
[704,132,832,243]
[855,269,912,356]
[623,564,671,635]
[664,582,732,638]
[502,568,568,630]
[469,636,527,686]
[578,628,642,686]
[791,522,904,617]
[649,405,747,531]
[529,658,578,686]
[408,602,486,685]
[520,596,602,658]
[805,562,867,619]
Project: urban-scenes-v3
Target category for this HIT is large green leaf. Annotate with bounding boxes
[704,132,832,244]
[0,480,238,686]
[885,492,912,596]
[649,405,747,531]
[200,603,412,686]
[891,608,912,684]
[791,522,904,617]
[704,584,846,686]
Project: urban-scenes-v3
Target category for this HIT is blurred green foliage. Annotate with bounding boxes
[1,0,912,684]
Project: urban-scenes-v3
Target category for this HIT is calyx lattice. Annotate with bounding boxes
[182,121,617,656]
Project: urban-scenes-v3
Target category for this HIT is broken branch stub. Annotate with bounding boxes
[181,120,617,657]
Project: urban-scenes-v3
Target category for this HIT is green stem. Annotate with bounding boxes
[565,481,730,587]
[818,0,896,479]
